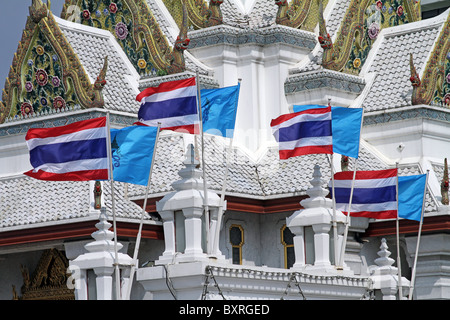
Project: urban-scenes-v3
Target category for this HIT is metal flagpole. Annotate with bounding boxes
[196,71,211,254]
[106,111,121,300]
[337,107,364,269]
[328,153,339,268]
[327,99,339,268]
[124,123,161,300]
[211,79,241,257]
[338,157,358,268]
[395,162,403,299]
[408,170,429,300]
[212,135,233,256]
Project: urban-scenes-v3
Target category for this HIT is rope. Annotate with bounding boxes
[281,273,306,300]
[201,266,226,300]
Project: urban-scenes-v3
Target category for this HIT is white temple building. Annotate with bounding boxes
[0,0,450,301]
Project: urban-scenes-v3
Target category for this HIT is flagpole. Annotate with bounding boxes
[106,111,121,300]
[338,157,358,268]
[408,170,429,300]
[395,162,403,299]
[327,99,339,268]
[196,71,211,254]
[328,153,339,268]
[337,107,364,269]
[124,123,161,300]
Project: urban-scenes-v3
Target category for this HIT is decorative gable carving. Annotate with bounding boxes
[13,248,74,300]
[61,0,191,76]
[410,13,450,106]
[0,0,107,123]
[318,0,421,75]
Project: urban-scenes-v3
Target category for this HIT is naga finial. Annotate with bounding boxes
[318,0,332,49]
[29,0,49,23]
[341,155,349,171]
[442,158,449,205]
[94,56,108,90]
[167,1,190,74]
[275,0,290,26]
[409,53,421,88]
[94,181,102,209]
[206,0,224,27]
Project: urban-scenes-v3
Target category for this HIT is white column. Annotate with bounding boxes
[291,227,306,268]
[312,223,331,267]
[94,267,114,300]
[159,210,176,257]
[74,269,88,300]
[183,207,204,256]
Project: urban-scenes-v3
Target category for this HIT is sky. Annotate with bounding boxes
[0,0,65,96]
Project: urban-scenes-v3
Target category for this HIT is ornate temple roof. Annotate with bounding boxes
[0,0,447,234]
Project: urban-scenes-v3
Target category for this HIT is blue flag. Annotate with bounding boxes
[110,126,158,186]
[398,174,427,221]
[201,83,240,138]
[293,105,363,158]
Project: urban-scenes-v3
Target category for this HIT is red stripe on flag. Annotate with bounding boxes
[279,145,333,159]
[25,117,107,140]
[341,210,397,220]
[24,169,109,181]
[136,77,196,102]
[270,106,331,127]
[134,121,199,135]
[161,124,199,135]
[334,168,398,180]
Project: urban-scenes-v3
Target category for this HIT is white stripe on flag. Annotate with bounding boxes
[278,136,332,150]
[32,158,109,174]
[336,201,398,212]
[139,114,199,128]
[331,176,397,189]
[271,112,331,132]
[26,127,107,151]
[140,85,197,104]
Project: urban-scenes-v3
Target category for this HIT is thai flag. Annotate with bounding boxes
[331,169,398,219]
[24,117,109,181]
[270,106,332,159]
[135,77,199,134]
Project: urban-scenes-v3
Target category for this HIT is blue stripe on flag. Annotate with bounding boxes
[333,185,397,204]
[138,96,197,120]
[278,120,332,142]
[30,138,107,168]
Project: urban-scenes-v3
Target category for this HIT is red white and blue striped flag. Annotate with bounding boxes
[24,117,109,181]
[135,77,199,134]
[270,106,333,159]
[330,169,398,219]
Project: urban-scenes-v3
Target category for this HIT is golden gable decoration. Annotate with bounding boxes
[61,0,191,76]
[318,0,421,75]
[0,0,107,124]
[13,248,74,300]
[410,13,450,106]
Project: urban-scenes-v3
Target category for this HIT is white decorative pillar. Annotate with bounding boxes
[313,223,332,267]
[156,144,223,264]
[370,238,410,300]
[286,164,347,271]
[182,207,204,257]
[289,225,305,268]
[159,210,176,259]
[69,208,133,300]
